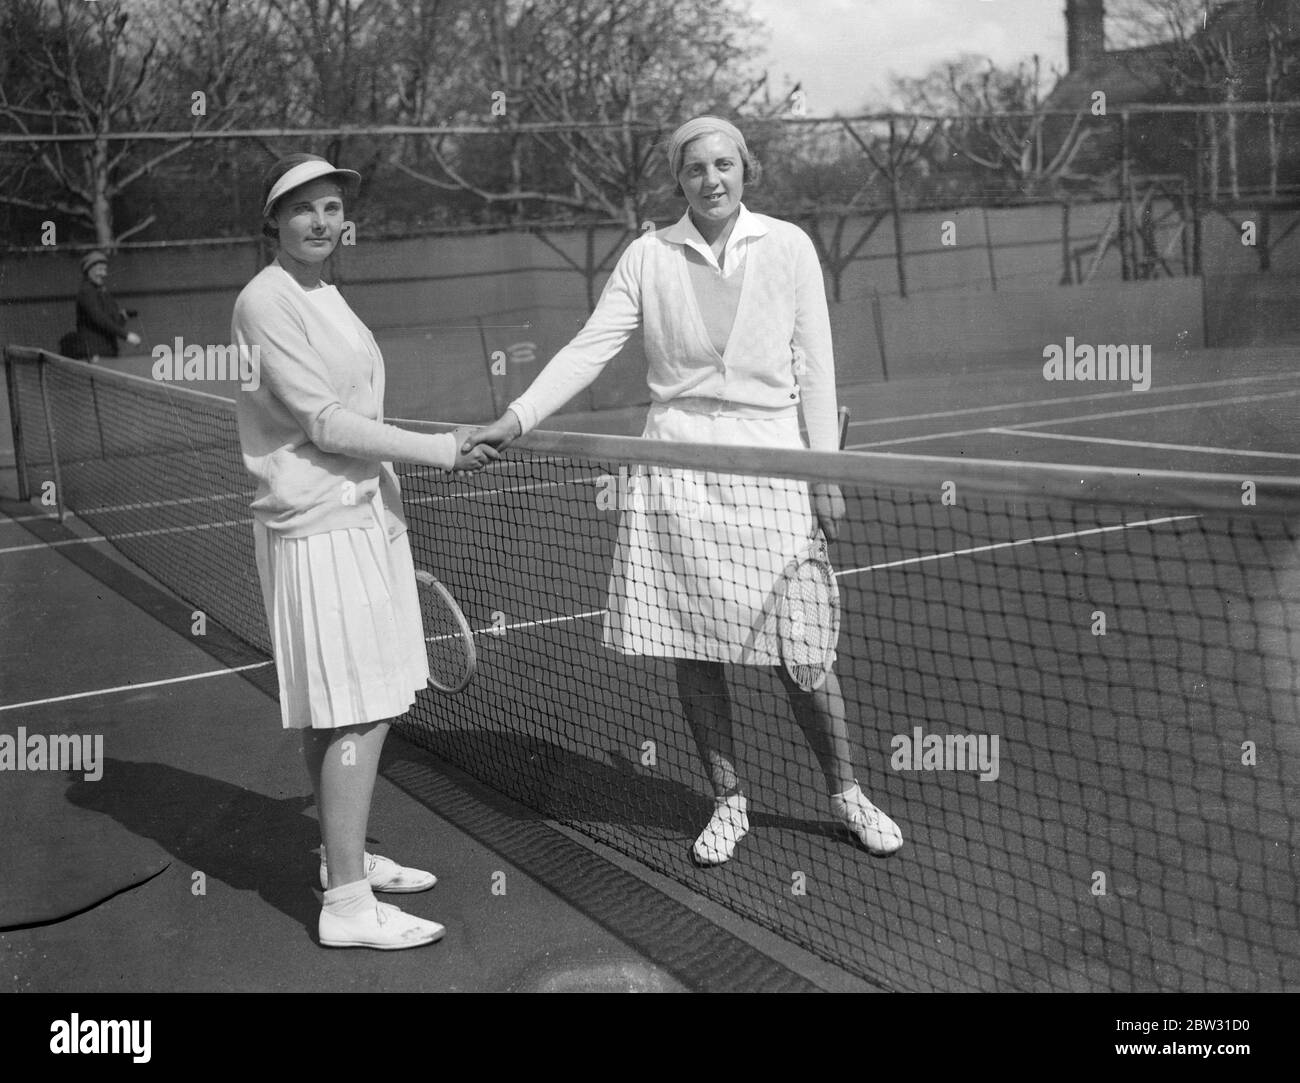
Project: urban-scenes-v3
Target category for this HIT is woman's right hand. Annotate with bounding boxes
[462,411,523,454]
[451,427,501,472]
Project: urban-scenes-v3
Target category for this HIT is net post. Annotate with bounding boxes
[871,290,888,382]
[88,360,108,462]
[3,346,32,502]
[35,356,67,523]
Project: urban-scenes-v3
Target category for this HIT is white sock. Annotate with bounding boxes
[320,845,368,863]
[831,781,862,805]
[321,846,373,871]
[322,878,376,917]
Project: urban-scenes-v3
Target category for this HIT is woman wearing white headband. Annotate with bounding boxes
[232,153,498,949]
[468,117,903,866]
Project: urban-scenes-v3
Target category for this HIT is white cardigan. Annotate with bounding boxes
[508,205,840,451]
[233,263,457,537]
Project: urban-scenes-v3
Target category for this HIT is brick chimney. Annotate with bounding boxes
[1066,0,1106,72]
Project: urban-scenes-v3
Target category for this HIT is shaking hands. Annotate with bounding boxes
[450,427,498,472]
[449,412,521,473]
[461,412,522,455]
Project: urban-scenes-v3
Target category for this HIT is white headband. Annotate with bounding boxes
[667,116,749,178]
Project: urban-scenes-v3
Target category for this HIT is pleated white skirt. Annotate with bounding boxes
[602,403,820,664]
[253,491,429,729]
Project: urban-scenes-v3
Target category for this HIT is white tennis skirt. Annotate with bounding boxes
[253,491,429,729]
[602,402,821,664]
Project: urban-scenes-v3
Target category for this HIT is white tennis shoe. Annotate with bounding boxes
[833,783,903,856]
[319,901,444,950]
[691,792,749,865]
[319,850,437,893]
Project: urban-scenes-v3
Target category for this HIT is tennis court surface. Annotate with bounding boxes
[2,344,1298,992]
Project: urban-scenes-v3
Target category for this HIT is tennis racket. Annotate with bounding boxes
[415,569,477,693]
[777,406,849,692]
[778,530,841,691]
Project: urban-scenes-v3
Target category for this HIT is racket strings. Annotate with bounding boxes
[422,601,465,683]
[416,569,475,692]
[780,556,839,690]
[784,565,836,655]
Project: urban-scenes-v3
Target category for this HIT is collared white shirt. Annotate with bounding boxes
[659,203,769,277]
[508,204,839,450]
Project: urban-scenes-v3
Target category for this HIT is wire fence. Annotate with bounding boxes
[2,106,1298,272]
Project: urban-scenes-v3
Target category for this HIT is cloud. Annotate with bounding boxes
[747,0,1067,113]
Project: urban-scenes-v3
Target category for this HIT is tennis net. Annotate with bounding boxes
[6,346,1300,992]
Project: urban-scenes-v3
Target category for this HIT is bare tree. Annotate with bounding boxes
[379,0,766,308]
[892,55,1097,201]
[393,0,767,230]
[0,0,258,248]
[1256,0,1299,195]
[1109,0,1300,199]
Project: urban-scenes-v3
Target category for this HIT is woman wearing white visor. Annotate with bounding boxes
[232,153,497,949]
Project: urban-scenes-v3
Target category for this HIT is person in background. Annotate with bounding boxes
[71,251,140,360]
[465,116,903,867]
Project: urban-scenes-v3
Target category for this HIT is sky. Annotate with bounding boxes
[746,0,1071,114]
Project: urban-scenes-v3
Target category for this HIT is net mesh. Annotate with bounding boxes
[779,537,839,689]
[7,348,1300,992]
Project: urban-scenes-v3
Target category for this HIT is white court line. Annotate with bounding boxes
[0,661,274,714]
[843,371,1300,429]
[0,474,606,556]
[987,427,1300,461]
[848,388,1300,450]
[0,518,250,556]
[1009,389,1300,430]
[837,515,1199,576]
[81,492,248,515]
[462,516,1198,629]
[1,513,1190,712]
[406,474,599,507]
[443,608,609,641]
[0,535,116,556]
[1,476,593,542]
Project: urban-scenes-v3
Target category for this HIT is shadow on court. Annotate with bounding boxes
[0,501,859,992]
[64,759,321,930]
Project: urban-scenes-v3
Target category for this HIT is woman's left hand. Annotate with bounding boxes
[811,482,844,542]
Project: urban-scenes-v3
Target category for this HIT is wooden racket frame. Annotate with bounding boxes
[415,568,477,693]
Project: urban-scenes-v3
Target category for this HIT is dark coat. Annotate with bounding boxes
[74,280,129,358]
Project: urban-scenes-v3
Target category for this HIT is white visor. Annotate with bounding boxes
[262,160,360,217]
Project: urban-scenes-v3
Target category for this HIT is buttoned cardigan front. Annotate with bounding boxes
[508,204,840,450]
